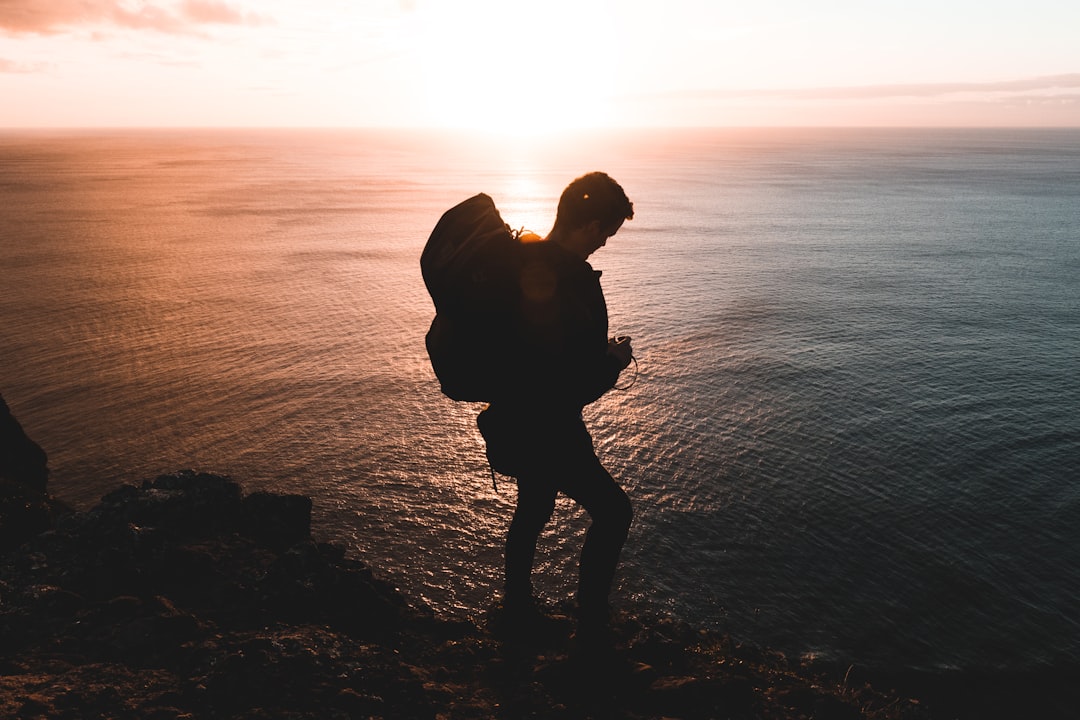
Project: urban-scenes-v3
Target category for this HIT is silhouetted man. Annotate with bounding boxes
[477,172,635,644]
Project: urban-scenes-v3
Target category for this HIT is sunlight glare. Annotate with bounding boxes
[412,1,619,135]
[494,171,553,234]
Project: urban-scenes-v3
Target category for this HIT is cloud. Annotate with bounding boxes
[629,74,1080,102]
[180,0,257,25]
[783,74,1080,101]
[0,57,47,72]
[998,93,1080,108]
[0,0,269,35]
[113,50,201,68]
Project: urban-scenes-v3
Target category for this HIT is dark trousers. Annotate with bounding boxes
[479,406,632,616]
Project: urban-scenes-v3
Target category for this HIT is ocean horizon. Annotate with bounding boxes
[2,127,1078,674]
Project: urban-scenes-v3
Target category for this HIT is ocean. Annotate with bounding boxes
[1,127,1078,674]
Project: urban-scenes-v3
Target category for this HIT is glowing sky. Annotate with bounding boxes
[2,0,1079,129]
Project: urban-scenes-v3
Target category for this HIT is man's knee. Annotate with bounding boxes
[513,483,556,529]
[526,496,557,526]
[593,486,632,534]
[612,490,633,532]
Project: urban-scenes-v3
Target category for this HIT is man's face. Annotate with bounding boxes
[582,220,623,258]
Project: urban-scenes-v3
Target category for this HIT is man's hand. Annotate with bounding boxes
[608,335,634,370]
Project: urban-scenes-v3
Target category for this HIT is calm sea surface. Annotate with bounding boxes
[2,128,1078,673]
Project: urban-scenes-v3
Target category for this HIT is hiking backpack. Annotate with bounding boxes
[421,194,525,402]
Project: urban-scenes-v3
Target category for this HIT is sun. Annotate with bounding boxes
[412,1,618,136]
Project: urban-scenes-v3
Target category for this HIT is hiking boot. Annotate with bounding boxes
[492,595,560,642]
[572,604,617,654]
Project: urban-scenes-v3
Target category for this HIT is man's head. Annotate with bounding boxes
[550,172,633,259]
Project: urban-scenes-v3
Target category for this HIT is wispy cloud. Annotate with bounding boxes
[0,0,270,35]
[632,74,1080,102]
[998,93,1080,107]
[784,74,1080,101]
[0,57,48,72]
[113,50,201,68]
[181,0,257,25]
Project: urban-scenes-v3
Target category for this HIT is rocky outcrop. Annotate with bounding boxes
[0,470,933,719]
[0,395,48,494]
[0,395,58,551]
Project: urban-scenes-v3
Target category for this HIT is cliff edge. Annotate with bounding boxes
[1,470,927,719]
[1,397,1073,718]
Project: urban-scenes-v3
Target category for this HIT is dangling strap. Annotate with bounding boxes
[613,355,639,391]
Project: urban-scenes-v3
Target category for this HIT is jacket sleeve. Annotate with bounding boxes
[570,345,624,406]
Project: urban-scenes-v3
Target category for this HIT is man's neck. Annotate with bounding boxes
[546,227,589,261]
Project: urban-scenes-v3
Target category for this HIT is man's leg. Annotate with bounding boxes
[556,451,633,624]
[504,477,557,605]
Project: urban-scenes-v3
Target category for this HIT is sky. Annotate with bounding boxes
[1,0,1079,130]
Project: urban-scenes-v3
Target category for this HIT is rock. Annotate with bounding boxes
[0,395,55,551]
[0,472,948,719]
[814,694,866,720]
[240,491,312,550]
[96,471,244,536]
[0,394,48,497]
[648,674,744,718]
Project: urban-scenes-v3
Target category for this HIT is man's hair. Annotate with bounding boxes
[555,172,634,232]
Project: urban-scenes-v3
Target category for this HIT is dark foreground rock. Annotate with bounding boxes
[0,471,1073,719]
[0,394,60,551]
[0,471,900,719]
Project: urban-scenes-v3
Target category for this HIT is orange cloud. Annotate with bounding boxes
[0,0,268,35]
[0,58,29,72]
[181,0,256,25]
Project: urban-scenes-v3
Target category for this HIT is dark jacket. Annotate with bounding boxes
[505,240,624,412]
